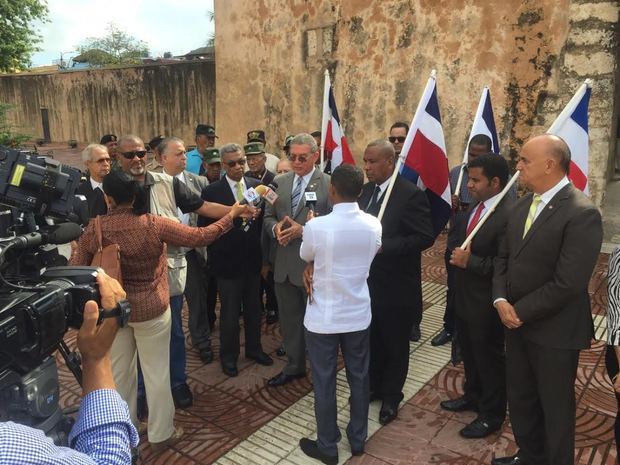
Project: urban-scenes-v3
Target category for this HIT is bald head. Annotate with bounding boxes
[363,139,396,184]
[366,139,396,160]
[517,134,572,193]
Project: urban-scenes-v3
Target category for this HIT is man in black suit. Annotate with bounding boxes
[359,139,434,425]
[77,143,111,220]
[441,154,512,439]
[492,135,603,465]
[200,143,273,377]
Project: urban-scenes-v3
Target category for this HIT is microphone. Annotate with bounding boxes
[304,191,318,212]
[5,222,82,250]
[239,187,261,206]
[260,182,279,205]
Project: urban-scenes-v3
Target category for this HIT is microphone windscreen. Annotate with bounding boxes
[49,222,82,244]
[255,184,268,196]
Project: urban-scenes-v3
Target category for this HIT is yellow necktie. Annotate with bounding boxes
[235,182,244,202]
[523,194,542,238]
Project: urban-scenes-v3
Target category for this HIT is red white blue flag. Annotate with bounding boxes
[320,71,355,172]
[547,80,592,195]
[464,87,500,160]
[399,72,451,236]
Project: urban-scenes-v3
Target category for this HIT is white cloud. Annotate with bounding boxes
[31,0,214,66]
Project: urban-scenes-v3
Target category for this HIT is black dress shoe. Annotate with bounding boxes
[137,395,148,422]
[276,346,286,356]
[351,445,365,456]
[491,454,526,465]
[299,438,338,465]
[222,364,238,377]
[171,383,193,409]
[431,328,452,346]
[199,347,214,364]
[459,417,501,439]
[409,325,421,342]
[247,351,274,366]
[379,403,398,425]
[267,371,305,387]
[266,310,278,324]
[440,395,478,412]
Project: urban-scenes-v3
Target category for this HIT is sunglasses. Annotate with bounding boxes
[287,153,311,163]
[388,136,406,143]
[225,158,247,167]
[121,150,147,159]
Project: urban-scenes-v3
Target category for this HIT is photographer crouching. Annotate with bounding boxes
[0,271,139,464]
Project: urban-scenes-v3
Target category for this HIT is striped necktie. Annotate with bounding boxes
[523,194,542,238]
[291,176,303,214]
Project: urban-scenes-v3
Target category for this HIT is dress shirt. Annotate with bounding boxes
[300,202,382,334]
[225,175,246,201]
[185,148,202,174]
[0,389,138,465]
[89,178,103,192]
[530,176,570,222]
[366,177,391,210]
[607,246,620,346]
[466,191,503,231]
[292,168,316,198]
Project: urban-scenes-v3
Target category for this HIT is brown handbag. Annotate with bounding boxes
[90,215,123,285]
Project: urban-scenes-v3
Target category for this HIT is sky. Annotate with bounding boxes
[30,0,215,66]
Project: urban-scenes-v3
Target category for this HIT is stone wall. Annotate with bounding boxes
[0,60,216,146]
[214,0,619,207]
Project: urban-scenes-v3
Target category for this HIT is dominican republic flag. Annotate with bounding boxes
[547,80,592,195]
[320,71,355,172]
[399,71,451,236]
[463,87,500,161]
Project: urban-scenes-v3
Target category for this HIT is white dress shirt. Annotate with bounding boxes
[530,176,570,222]
[292,168,316,197]
[365,177,391,211]
[89,177,103,191]
[225,175,246,200]
[466,191,503,230]
[300,202,382,334]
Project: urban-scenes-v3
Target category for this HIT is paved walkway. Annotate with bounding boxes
[56,234,617,465]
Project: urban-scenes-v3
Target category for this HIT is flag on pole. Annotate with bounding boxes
[399,71,451,235]
[320,71,355,172]
[547,80,592,195]
[464,87,500,160]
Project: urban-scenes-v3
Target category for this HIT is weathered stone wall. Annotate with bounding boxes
[0,61,216,146]
[214,0,619,207]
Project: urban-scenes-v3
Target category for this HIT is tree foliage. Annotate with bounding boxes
[0,103,30,147]
[0,0,49,72]
[76,23,149,66]
[206,10,215,47]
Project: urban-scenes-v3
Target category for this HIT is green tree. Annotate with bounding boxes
[206,9,215,47]
[0,0,49,72]
[0,103,30,147]
[76,23,149,66]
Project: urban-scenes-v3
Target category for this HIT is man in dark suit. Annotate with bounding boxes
[441,154,512,438]
[492,135,603,465]
[359,139,434,425]
[263,133,332,387]
[200,143,273,377]
[77,143,111,220]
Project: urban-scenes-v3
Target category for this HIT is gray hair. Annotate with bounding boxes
[159,136,184,155]
[81,143,107,163]
[291,133,318,153]
[118,134,144,148]
[219,143,244,158]
[366,139,395,159]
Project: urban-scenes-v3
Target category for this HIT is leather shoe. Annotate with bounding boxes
[267,371,305,387]
[491,454,526,465]
[222,364,238,377]
[351,445,365,456]
[440,395,478,412]
[431,328,452,346]
[266,310,278,324]
[409,325,421,342]
[276,346,286,356]
[299,438,338,465]
[199,347,214,364]
[379,402,398,425]
[459,417,501,439]
[247,351,274,366]
[171,383,193,409]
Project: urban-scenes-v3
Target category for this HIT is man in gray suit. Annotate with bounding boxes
[263,133,332,386]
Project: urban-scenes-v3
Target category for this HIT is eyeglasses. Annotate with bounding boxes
[388,136,406,143]
[121,150,147,159]
[225,158,247,167]
[287,153,312,163]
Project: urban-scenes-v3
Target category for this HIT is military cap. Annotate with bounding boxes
[100,134,117,144]
[201,147,221,164]
[247,129,266,143]
[282,134,295,149]
[147,135,165,152]
[196,124,218,137]
[244,142,265,155]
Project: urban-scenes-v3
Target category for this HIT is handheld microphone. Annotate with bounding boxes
[304,191,318,212]
[240,187,261,206]
[260,182,279,205]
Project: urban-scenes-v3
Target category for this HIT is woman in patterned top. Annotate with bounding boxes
[70,170,247,452]
[606,245,620,459]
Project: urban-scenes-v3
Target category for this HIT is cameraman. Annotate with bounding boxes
[0,271,139,464]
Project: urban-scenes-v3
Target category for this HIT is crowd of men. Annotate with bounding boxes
[75,123,602,465]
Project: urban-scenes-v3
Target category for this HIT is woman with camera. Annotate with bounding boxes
[70,170,247,452]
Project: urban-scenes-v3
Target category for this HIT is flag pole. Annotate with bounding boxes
[547,79,592,133]
[460,170,520,249]
[319,70,330,172]
[378,69,437,222]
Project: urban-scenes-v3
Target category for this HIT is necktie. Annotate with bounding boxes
[466,202,485,236]
[366,185,381,214]
[235,182,244,202]
[523,194,542,238]
[291,177,303,214]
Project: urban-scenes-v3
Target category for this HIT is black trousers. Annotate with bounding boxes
[505,331,579,465]
[369,304,413,405]
[217,274,263,366]
[442,248,456,334]
[457,312,506,425]
[206,272,218,328]
[184,250,211,350]
[605,345,620,460]
[305,328,370,456]
[260,270,278,313]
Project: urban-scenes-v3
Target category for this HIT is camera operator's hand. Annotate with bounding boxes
[77,271,126,395]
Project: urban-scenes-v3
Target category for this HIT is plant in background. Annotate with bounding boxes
[75,23,150,67]
[0,103,30,147]
[0,0,49,72]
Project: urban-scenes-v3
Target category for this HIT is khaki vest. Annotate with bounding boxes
[149,171,187,296]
